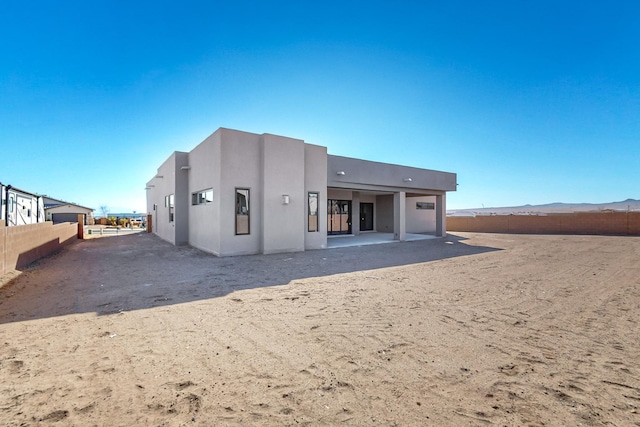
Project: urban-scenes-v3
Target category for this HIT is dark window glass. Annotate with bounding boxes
[235,188,249,235]
[168,194,175,222]
[308,192,319,232]
[192,189,213,205]
[416,202,435,210]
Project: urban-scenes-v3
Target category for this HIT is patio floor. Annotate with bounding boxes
[327,232,439,249]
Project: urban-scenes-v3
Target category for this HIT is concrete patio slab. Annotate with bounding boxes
[327,232,438,248]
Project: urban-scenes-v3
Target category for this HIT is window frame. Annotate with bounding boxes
[416,202,435,210]
[308,192,319,232]
[168,194,175,222]
[192,188,213,206]
[235,188,250,235]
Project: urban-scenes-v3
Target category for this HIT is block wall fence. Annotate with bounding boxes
[447,212,640,236]
[0,220,78,277]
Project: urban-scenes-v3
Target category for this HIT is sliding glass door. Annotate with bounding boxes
[327,199,351,235]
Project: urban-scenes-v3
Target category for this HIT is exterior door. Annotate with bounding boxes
[360,203,374,231]
[327,200,352,235]
[7,194,16,226]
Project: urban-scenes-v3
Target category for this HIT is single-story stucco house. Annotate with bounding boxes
[146,128,457,256]
[43,196,94,225]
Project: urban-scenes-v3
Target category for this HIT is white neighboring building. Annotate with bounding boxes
[0,183,45,226]
[146,128,457,256]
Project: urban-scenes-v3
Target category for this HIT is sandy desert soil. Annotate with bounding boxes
[1,232,639,426]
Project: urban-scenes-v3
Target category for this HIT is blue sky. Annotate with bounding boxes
[2,1,639,212]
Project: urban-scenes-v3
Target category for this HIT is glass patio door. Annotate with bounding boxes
[327,199,352,235]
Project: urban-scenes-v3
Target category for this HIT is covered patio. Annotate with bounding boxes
[326,154,454,243]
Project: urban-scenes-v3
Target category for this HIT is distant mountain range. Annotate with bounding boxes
[448,199,640,216]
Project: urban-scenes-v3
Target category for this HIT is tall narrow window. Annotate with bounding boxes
[235,188,250,235]
[168,194,174,222]
[308,192,319,232]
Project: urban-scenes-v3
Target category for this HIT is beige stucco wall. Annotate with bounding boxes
[327,189,354,200]
[375,195,394,232]
[328,155,457,193]
[0,220,77,277]
[360,194,376,204]
[261,134,305,254]
[187,131,222,255]
[174,152,190,245]
[178,129,330,255]
[218,129,263,256]
[447,212,640,235]
[405,196,437,233]
[151,152,176,244]
[148,151,189,245]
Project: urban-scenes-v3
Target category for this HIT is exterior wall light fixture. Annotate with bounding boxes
[403,178,413,182]
[336,171,346,176]
[282,195,290,205]
[180,166,191,170]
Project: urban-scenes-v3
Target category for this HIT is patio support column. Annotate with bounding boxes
[435,193,446,237]
[393,191,406,241]
[352,191,360,235]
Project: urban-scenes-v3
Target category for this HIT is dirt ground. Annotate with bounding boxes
[1,232,639,426]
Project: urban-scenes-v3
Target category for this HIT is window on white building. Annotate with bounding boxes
[192,189,213,205]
